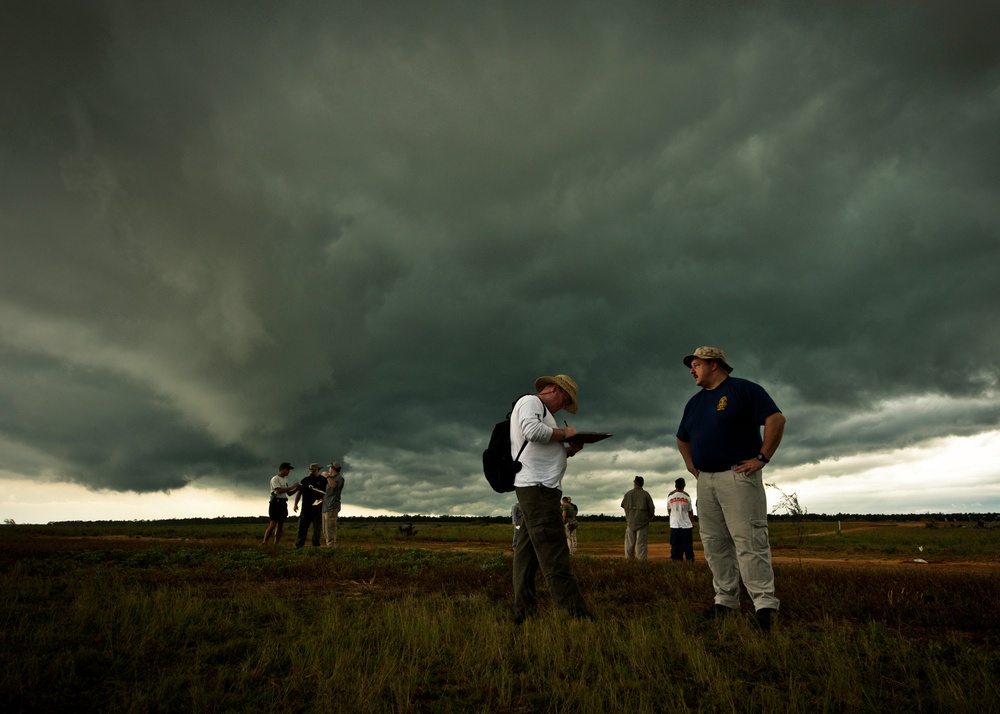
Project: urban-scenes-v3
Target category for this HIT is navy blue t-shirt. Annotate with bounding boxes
[676,376,780,473]
[299,474,328,512]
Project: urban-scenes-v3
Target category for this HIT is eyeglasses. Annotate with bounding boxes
[542,384,572,405]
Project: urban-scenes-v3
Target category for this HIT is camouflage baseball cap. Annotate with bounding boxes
[683,346,734,374]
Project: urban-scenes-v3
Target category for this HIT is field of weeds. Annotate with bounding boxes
[2,521,998,712]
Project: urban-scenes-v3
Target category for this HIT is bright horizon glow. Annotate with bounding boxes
[0,480,399,525]
[3,431,999,525]
[770,430,1000,516]
[586,430,1000,518]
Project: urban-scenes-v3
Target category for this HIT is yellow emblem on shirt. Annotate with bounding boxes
[717,396,727,411]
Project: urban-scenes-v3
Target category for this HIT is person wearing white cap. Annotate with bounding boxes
[511,374,592,624]
[262,462,300,546]
[676,346,786,631]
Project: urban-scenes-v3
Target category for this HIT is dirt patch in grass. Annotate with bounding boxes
[17,525,1000,575]
[347,539,1000,574]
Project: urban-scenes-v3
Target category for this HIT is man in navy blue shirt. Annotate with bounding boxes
[293,463,328,548]
[676,346,786,630]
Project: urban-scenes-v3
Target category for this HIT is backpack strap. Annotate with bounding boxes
[533,394,549,421]
[511,394,549,462]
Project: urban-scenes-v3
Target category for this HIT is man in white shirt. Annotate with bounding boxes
[262,462,300,545]
[511,374,591,624]
[668,477,695,562]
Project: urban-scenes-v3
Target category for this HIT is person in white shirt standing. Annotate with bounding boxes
[511,374,591,624]
[668,477,695,562]
[262,462,300,546]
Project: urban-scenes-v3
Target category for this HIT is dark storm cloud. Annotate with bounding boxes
[2,1,999,514]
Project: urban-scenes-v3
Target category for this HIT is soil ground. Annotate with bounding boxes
[389,540,1000,574]
[50,522,1000,575]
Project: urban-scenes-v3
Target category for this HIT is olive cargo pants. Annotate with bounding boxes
[513,485,590,620]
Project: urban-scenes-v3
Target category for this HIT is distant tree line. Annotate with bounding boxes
[39,512,1000,527]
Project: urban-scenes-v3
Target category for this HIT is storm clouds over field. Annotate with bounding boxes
[3,1,999,517]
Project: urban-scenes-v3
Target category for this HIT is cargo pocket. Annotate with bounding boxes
[751,518,770,549]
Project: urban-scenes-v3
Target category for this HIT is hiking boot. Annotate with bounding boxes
[511,609,536,626]
[704,604,737,620]
[755,608,777,631]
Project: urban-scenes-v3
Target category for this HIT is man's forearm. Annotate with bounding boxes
[676,438,698,476]
[760,413,786,459]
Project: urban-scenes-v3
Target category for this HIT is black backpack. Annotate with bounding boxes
[482,396,546,493]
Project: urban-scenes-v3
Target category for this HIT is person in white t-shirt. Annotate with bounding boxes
[667,477,695,562]
[262,462,300,545]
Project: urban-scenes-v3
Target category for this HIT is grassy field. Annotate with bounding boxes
[2,520,998,712]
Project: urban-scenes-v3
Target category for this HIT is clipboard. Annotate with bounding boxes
[560,432,613,445]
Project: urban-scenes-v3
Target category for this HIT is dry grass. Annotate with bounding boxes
[2,522,999,712]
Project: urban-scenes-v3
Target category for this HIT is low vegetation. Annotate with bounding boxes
[2,520,998,712]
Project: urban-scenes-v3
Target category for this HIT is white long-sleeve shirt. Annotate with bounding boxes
[510,395,567,489]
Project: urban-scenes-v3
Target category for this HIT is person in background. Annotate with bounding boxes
[511,502,522,550]
[561,496,579,554]
[668,477,695,562]
[676,346,786,631]
[263,462,299,546]
[511,374,592,624]
[322,462,345,547]
[621,476,655,560]
[294,463,327,548]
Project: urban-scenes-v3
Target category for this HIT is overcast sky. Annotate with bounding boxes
[3,1,999,524]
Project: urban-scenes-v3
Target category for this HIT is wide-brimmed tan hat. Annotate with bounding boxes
[534,374,579,414]
[683,346,734,374]
[308,462,321,470]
